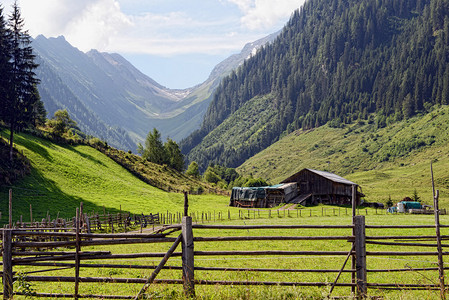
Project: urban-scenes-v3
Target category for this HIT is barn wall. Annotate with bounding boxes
[293,170,334,195]
[282,169,358,205]
[332,183,353,196]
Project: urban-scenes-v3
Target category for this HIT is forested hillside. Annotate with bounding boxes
[182,0,449,171]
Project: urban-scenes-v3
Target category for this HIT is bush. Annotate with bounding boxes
[244,178,268,187]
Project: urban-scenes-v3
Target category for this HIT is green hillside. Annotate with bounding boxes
[0,131,229,224]
[237,105,449,208]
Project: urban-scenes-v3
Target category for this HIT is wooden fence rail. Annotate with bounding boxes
[9,206,413,235]
[2,216,449,299]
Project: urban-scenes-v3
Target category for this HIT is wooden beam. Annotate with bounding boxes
[182,216,195,297]
[3,230,13,300]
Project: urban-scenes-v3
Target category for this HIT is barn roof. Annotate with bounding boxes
[307,169,357,185]
[282,168,357,186]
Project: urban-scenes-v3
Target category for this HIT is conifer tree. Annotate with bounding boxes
[143,128,167,165]
[3,2,41,161]
[0,5,11,128]
[164,138,184,172]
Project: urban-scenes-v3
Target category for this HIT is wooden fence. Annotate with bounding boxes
[10,205,389,234]
[1,215,449,299]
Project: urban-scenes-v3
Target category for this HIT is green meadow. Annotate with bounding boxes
[0,131,229,224]
[10,212,449,299]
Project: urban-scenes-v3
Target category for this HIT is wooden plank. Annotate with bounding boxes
[12,237,177,249]
[3,229,13,300]
[23,276,356,287]
[365,240,449,247]
[14,293,134,299]
[366,225,449,228]
[12,231,168,238]
[192,224,353,229]
[75,208,80,300]
[193,250,354,256]
[193,236,354,242]
[12,251,110,257]
[22,262,356,273]
[351,185,356,295]
[366,235,440,240]
[366,251,449,256]
[8,189,12,229]
[354,215,367,298]
[184,192,189,217]
[432,163,446,300]
[182,216,195,297]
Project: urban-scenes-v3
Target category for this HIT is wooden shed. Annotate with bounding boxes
[281,168,363,205]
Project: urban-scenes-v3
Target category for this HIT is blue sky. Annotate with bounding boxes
[2,0,305,88]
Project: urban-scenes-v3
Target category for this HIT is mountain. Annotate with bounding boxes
[181,0,449,171]
[32,33,278,150]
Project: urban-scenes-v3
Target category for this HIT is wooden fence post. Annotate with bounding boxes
[75,208,81,300]
[434,189,446,299]
[354,215,367,298]
[351,184,357,294]
[182,216,195,297]
[9,189,12,228]
[432,161,446,300]
[3,229,13,299]
[184,192,189,217]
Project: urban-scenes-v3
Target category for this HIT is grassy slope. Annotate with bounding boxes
[238,105,449,207]
[0,132,229,223]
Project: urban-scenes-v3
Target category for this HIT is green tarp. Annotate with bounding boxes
[231,187,267,202]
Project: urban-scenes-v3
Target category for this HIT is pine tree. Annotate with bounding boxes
[143,128,167,165]
[164,138,184,172]
[186,161,200,178]
[0,5,11,129]
[4,2,41,161]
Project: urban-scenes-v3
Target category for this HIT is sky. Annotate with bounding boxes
[1,0,305,89]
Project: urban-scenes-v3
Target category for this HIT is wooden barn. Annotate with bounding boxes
[281,168,363,205]
[229,183,298,208]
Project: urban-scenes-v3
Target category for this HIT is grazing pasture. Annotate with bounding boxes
[4,212,449,299]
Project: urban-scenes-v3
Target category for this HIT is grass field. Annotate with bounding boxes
[0,131,230,224]
[9,212,449,299]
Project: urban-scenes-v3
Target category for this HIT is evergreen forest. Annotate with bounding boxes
[181,0,449,171]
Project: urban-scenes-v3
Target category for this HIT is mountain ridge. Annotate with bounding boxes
[33,33,279,150]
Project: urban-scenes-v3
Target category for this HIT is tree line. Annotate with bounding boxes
[0,2,45,162]
[181,0,449,171]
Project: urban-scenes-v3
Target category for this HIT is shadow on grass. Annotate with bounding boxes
[0,166,127,226]
[13,133,53,162]
[64,144,106,167]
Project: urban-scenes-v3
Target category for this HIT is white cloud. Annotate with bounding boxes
[109,34,258,56]
[64,0,132,51]
[3,0,132,51]
[1,0,301,56]
[227,0,303,30]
